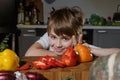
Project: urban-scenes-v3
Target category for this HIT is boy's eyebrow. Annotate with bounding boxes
[62,34,71,38]
[49,34,54,37]
[49,33,58,37]
[49,33,56,36]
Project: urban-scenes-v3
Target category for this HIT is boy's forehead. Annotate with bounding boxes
[50,29,70,37]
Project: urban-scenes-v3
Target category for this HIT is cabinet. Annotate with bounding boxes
[18,28,46,58]
[83,29,93,44]
[93,29,120,48]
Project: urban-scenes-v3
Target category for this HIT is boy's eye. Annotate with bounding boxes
[62,37,70,41]
[50,35,56,39]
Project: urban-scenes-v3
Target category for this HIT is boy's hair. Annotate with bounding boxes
[47,7,85,37]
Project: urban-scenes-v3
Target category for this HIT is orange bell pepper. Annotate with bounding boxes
[74,44,93,62]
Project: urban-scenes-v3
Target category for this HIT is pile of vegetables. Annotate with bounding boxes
[0,34,94,80]
[35,44,93,70]
[17,44,93,70]
[0,34,48,80]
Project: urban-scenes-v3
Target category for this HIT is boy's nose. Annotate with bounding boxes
[56,39,62,47]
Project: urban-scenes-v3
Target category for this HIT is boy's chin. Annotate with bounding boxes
[54,51,64,56]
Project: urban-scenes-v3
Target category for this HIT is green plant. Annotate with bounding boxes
[0,33,12,52]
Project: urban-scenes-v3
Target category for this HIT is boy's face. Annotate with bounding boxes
[48,29,73,55]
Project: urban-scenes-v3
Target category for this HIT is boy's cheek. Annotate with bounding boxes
[49,40,56,49]
[49,38,54,44]
[49,42,54,47]
[63,40,73,48]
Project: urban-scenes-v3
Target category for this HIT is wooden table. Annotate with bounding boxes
[20,57,93,80]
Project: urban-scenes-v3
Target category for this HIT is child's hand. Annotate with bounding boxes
[72,34,83,47]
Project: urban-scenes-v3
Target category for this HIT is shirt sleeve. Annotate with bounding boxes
[36,32,49,49]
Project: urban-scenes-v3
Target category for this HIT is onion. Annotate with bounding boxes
[25,72,47,80]
[0,71,16,80]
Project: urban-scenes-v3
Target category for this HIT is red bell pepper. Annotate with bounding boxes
[45,55,57,67]
[45,55,65,67]
[32,55,65,69]
[17,63,30,71]
[62,46,78,67]
[54,59,65,67]
[37,57,48,64]
[32,60,50,70]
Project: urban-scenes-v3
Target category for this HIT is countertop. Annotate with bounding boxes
[21,56,93,80]
[17,24,120,30]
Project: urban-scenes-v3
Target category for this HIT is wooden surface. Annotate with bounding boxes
[20,56,93,80]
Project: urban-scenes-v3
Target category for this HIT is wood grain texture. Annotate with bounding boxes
[21,56,92,80]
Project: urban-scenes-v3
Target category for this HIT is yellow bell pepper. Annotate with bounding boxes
[0,49,19,71]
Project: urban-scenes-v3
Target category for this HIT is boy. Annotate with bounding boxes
[25,7,120,56]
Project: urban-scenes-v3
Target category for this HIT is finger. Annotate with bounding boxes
[72,35,77,46]
[78,34,83,44]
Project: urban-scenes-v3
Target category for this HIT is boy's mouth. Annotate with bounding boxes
[53,47,65,53]
[55,48,63,52]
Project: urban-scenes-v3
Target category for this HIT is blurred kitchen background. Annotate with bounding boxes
[43,0,120,24]
[17,0,120,25]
